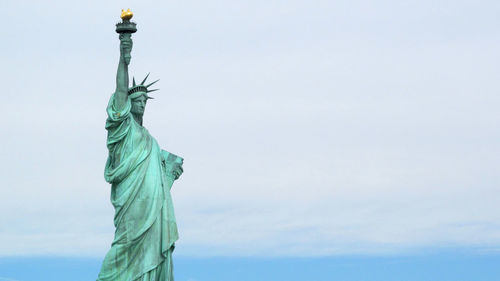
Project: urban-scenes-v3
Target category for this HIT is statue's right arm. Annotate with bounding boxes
[113,34,132,111]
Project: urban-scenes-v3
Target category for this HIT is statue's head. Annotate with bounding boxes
[130,94,147,115]
[128,73,158,116]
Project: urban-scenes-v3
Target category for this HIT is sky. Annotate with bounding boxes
[1,0,500,278]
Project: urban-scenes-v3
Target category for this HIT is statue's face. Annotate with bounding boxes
[131,94,147,116]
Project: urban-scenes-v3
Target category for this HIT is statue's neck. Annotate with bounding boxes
[133,114,143,126]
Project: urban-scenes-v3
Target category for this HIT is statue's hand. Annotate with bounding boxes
[119,34,133,65]
[173,163,183,180]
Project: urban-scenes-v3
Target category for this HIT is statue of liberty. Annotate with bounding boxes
[97,10,184,281]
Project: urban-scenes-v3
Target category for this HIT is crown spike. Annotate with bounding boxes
[132,77,136,87]
[147,89,159,93]
[145,79,159,88]
[140,73,150,85]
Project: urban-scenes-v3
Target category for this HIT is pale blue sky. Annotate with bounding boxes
[1,0,500,259]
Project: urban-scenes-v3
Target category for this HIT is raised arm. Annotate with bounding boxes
[114,34,133,110]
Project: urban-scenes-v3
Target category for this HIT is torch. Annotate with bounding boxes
[116,9,137,34]
[116,9,137,65]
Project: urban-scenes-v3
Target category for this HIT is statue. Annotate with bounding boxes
[97,10,184,281]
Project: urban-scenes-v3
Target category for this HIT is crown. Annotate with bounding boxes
[128,73,159,99]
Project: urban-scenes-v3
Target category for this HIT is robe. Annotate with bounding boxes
[97,94,182,281]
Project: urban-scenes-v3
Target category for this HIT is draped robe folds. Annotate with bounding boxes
[97,94,181,281]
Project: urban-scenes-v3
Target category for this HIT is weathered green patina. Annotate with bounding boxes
[97,11,183,281]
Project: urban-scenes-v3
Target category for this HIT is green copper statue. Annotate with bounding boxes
[97,10,184,281]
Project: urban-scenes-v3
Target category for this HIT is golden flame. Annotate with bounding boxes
[120,9,133,21]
